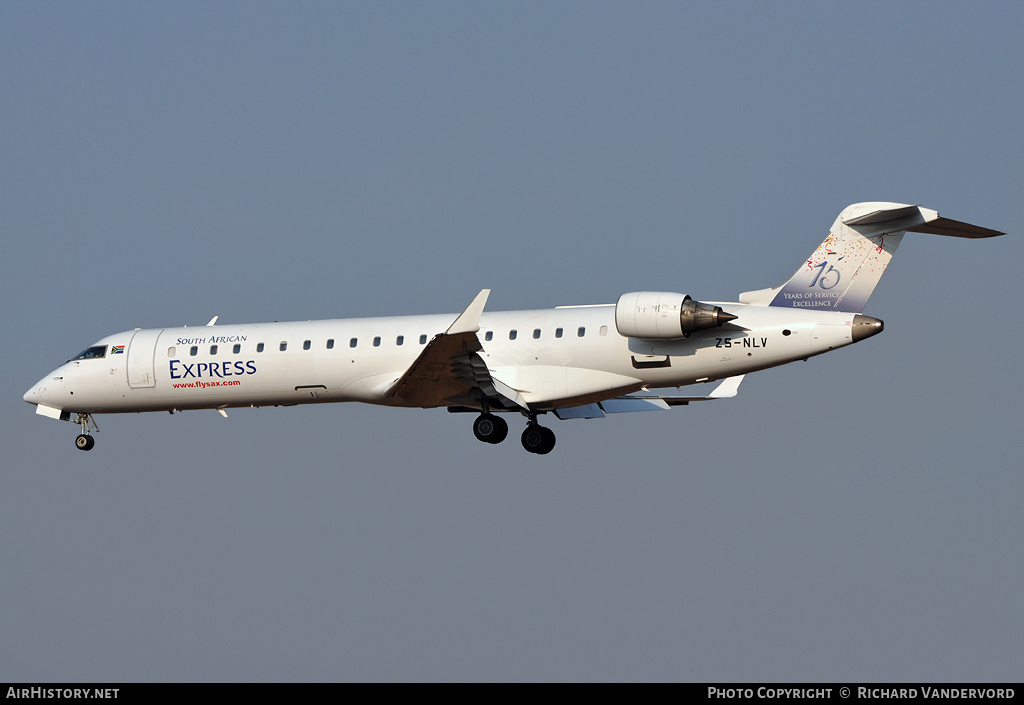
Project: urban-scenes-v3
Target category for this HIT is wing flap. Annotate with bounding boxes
[386,330,483,406]
[386,290,489,407]
[386,289,529,409]
[554,404,605,420]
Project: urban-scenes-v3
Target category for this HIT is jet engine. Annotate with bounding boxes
[614,292,737,339]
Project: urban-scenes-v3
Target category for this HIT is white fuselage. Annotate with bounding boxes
[24,303,860,416]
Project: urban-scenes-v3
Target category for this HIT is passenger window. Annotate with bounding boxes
[578,327,586,337]
[210,345,218,355]
[350,338,358,348]
[303,340,311,350]
[509,330,517,340]
[396,335,404,346]
[555,328,563,338]
[257,343,265,353]
[533,329,541,339]
[167,347,176,358]
[419,334,427,344]
[373,336,381,347]
[233,344,241,354]
[600,325,608,336]
[280,342,287,352]
[485,331,493,341]
[190,346,198,356]
[327,339,335,349]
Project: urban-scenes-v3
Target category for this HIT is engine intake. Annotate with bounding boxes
[615,292,737,339]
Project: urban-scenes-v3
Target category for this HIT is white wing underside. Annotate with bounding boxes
[553,375,744,419]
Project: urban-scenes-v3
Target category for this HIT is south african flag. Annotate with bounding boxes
[111,345,125,354]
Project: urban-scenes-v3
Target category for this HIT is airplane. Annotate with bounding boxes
[24,202,1004,454]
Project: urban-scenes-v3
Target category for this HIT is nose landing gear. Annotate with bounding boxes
[73,412,98,451]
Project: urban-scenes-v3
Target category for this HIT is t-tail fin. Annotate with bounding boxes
[739,202,1004,313]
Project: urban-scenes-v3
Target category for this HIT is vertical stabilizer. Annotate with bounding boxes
[767,203,907,313]
[738,202,1001,313]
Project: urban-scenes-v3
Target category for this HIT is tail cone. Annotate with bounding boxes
[851,315,884,342]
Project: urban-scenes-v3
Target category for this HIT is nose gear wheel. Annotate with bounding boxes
[73,412,98,451]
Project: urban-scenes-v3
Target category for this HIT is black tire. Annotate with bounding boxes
[474,414,508,444]
[536,426,556,455]
[75,434,94,451]
[521,425,547,453]
[488,415,508,444]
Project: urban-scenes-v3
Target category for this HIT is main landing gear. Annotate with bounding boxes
[473,413,509,444]
[520,422,556,455]
[471,409,556,455]
[73,412,98,451]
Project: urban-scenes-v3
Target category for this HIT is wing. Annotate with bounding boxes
[388,291,744,414]
[554,375,745,419]
[385,290,528,409]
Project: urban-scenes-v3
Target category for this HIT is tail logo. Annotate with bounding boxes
[770,228,903,312]
[807,258,843,290]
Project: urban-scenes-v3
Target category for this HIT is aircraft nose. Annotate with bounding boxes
[24,374,56,405]
[24,383,39,404]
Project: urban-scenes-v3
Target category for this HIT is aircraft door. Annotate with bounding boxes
[126,329,163,388]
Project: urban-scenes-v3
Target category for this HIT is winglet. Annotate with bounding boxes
[207,316,219,326]
[446,289,490,335]
[709,375,744,398]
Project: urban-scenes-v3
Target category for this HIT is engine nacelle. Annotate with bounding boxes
[615,292,737,339]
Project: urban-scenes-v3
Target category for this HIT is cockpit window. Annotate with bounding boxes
[71,346,107,361]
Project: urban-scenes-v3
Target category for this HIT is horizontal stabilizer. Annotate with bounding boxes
[842,204,922,226]
[907,217,1004,239]
[842,204,1004,238]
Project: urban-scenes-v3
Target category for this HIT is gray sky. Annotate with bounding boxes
[2,1,1022,682]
